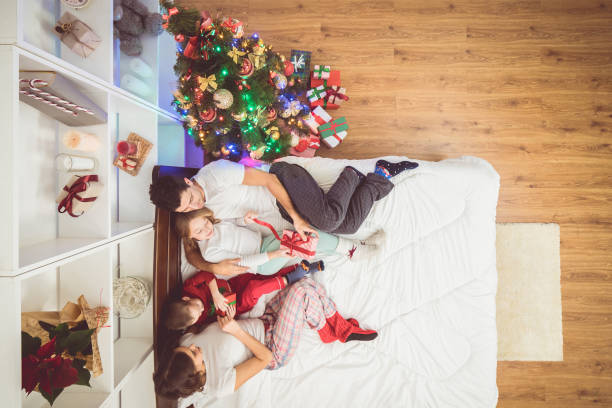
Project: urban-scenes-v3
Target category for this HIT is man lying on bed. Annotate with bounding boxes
[149,158,417,276]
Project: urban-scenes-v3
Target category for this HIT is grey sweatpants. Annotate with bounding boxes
[269,162,394,234]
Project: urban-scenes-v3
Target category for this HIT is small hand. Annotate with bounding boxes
[293,217,318,241]
[268,248,292,259]
[217,304,239,333]
[213,258,249,276]
[212,292,229,314]
[244,211,258,224]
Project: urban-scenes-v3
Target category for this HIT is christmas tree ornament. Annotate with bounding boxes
[198,10,213,32]
[173,90,192,109]
[212,150,221,158]
[199,107,217,122]
[186,115,198,128]
[274,73,287,90]
[183,36,200,59]
[228,46,246,63]
[232,111,247,122]
[265,126,280,140]
[247,52,266,70]
[221,145,230,155]
[283,60,294,76]
[238,58,254,77]
[280,99,302,118]
[267,107,277,121]
[175,33,185,42]
[290,132,300,147]
[197,74,217,92]
[161,6,179,29]
[221,17,244,38]
[250,145,266,160]
[213,89,233,109]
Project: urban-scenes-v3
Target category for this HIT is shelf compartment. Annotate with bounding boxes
[109,96,158,236]
[20,247,113,408]
[112,231,154,390]
[17,53,111,272]
[20,0,113,83]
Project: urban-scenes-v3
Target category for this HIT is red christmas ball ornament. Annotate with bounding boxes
[238,58,254,77]
[283,60,294,77]
[266,107,277,121]
[175,34,185,42]
[199,107,217,123]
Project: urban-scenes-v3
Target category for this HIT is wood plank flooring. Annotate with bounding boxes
[178,0,612,405]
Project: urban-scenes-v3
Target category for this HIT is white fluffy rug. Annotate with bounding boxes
[496,223,563,361]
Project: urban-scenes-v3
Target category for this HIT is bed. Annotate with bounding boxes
[153,155,500,408]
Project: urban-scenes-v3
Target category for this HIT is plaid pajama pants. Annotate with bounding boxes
[269,162,394,235]
[260,277,337,370]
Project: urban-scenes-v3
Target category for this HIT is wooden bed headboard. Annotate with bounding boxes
[152,165,198,408]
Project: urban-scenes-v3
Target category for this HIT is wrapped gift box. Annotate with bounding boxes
[307,85,327,105]
[311,69,341,88]
[290,50,312,80]
[54,12,101,58]
[302,106,332,133]
[56,174,102,217]
[280,230,318,259]
[311,85,349,110]
[319,117,349,148]
[312,65,331,80]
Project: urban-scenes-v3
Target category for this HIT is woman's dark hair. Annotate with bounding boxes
[154,347,206,399]
[149,176,189,211]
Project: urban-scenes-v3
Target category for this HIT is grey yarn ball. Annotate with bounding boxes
[119,34,143,56]
[115,6,144,36]
[144,13,163,36]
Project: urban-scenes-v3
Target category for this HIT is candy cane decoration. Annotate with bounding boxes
[19,77,95,116]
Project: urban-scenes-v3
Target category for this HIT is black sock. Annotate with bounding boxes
[285,260,325,285]
[375,159,418,178]
[346,332,378,342]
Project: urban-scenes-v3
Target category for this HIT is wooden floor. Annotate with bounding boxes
[179,0,612,406]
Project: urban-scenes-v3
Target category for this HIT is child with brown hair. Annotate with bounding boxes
[164,260,324,331]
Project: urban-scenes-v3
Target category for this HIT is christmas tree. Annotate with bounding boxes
[160,1,310,161]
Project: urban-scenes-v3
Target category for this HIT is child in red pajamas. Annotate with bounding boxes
[164,260,324,331]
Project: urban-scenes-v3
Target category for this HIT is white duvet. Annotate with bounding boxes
[180,155,500,408]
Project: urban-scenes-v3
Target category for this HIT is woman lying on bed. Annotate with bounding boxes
[153,277,377,403]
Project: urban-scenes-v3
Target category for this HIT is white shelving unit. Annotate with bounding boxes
[0,1,182,406]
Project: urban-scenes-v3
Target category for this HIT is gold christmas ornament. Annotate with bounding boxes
[265,126,280,140]
[213,89,234,109]
[250,145,266,160]
[232,111,248,122]
[198,74,217,92]
[227,46,246,63]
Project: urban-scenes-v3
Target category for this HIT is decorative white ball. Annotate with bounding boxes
[213,89,234,109]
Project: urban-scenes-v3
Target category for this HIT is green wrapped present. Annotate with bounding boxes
[318,117,348,148]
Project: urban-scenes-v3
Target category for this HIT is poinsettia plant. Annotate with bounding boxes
[22,322,94,405]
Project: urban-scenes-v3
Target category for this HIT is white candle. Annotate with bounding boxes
[55,154,97,172]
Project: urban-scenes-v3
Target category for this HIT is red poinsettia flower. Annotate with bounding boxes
[22,337,78,396]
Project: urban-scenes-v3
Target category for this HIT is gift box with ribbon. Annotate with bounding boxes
[302,106,332,133]
[290,50,312,80]
[56,174,102,217]
[311,69,341,88]
[307,85,327,105]
[319,117,349,148]
[311,85,349,110]
[312,65,331,80]
[54,12,101,58]
[116,156,137,171]
[289,134,320,158]
[253,219,319,259]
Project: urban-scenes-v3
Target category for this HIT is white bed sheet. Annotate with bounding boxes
[180,155,500,408]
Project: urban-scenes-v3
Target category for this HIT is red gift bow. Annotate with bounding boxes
[324,118,347,135]
[183,36,200,59]
[252,218,316,258]
[221,17,243,34]
[325,87,349,104]
[118,156,136,170]
[57,175,98,218]
[162,7,179,29]
[294,137,309,152]
[308,135,321,149]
